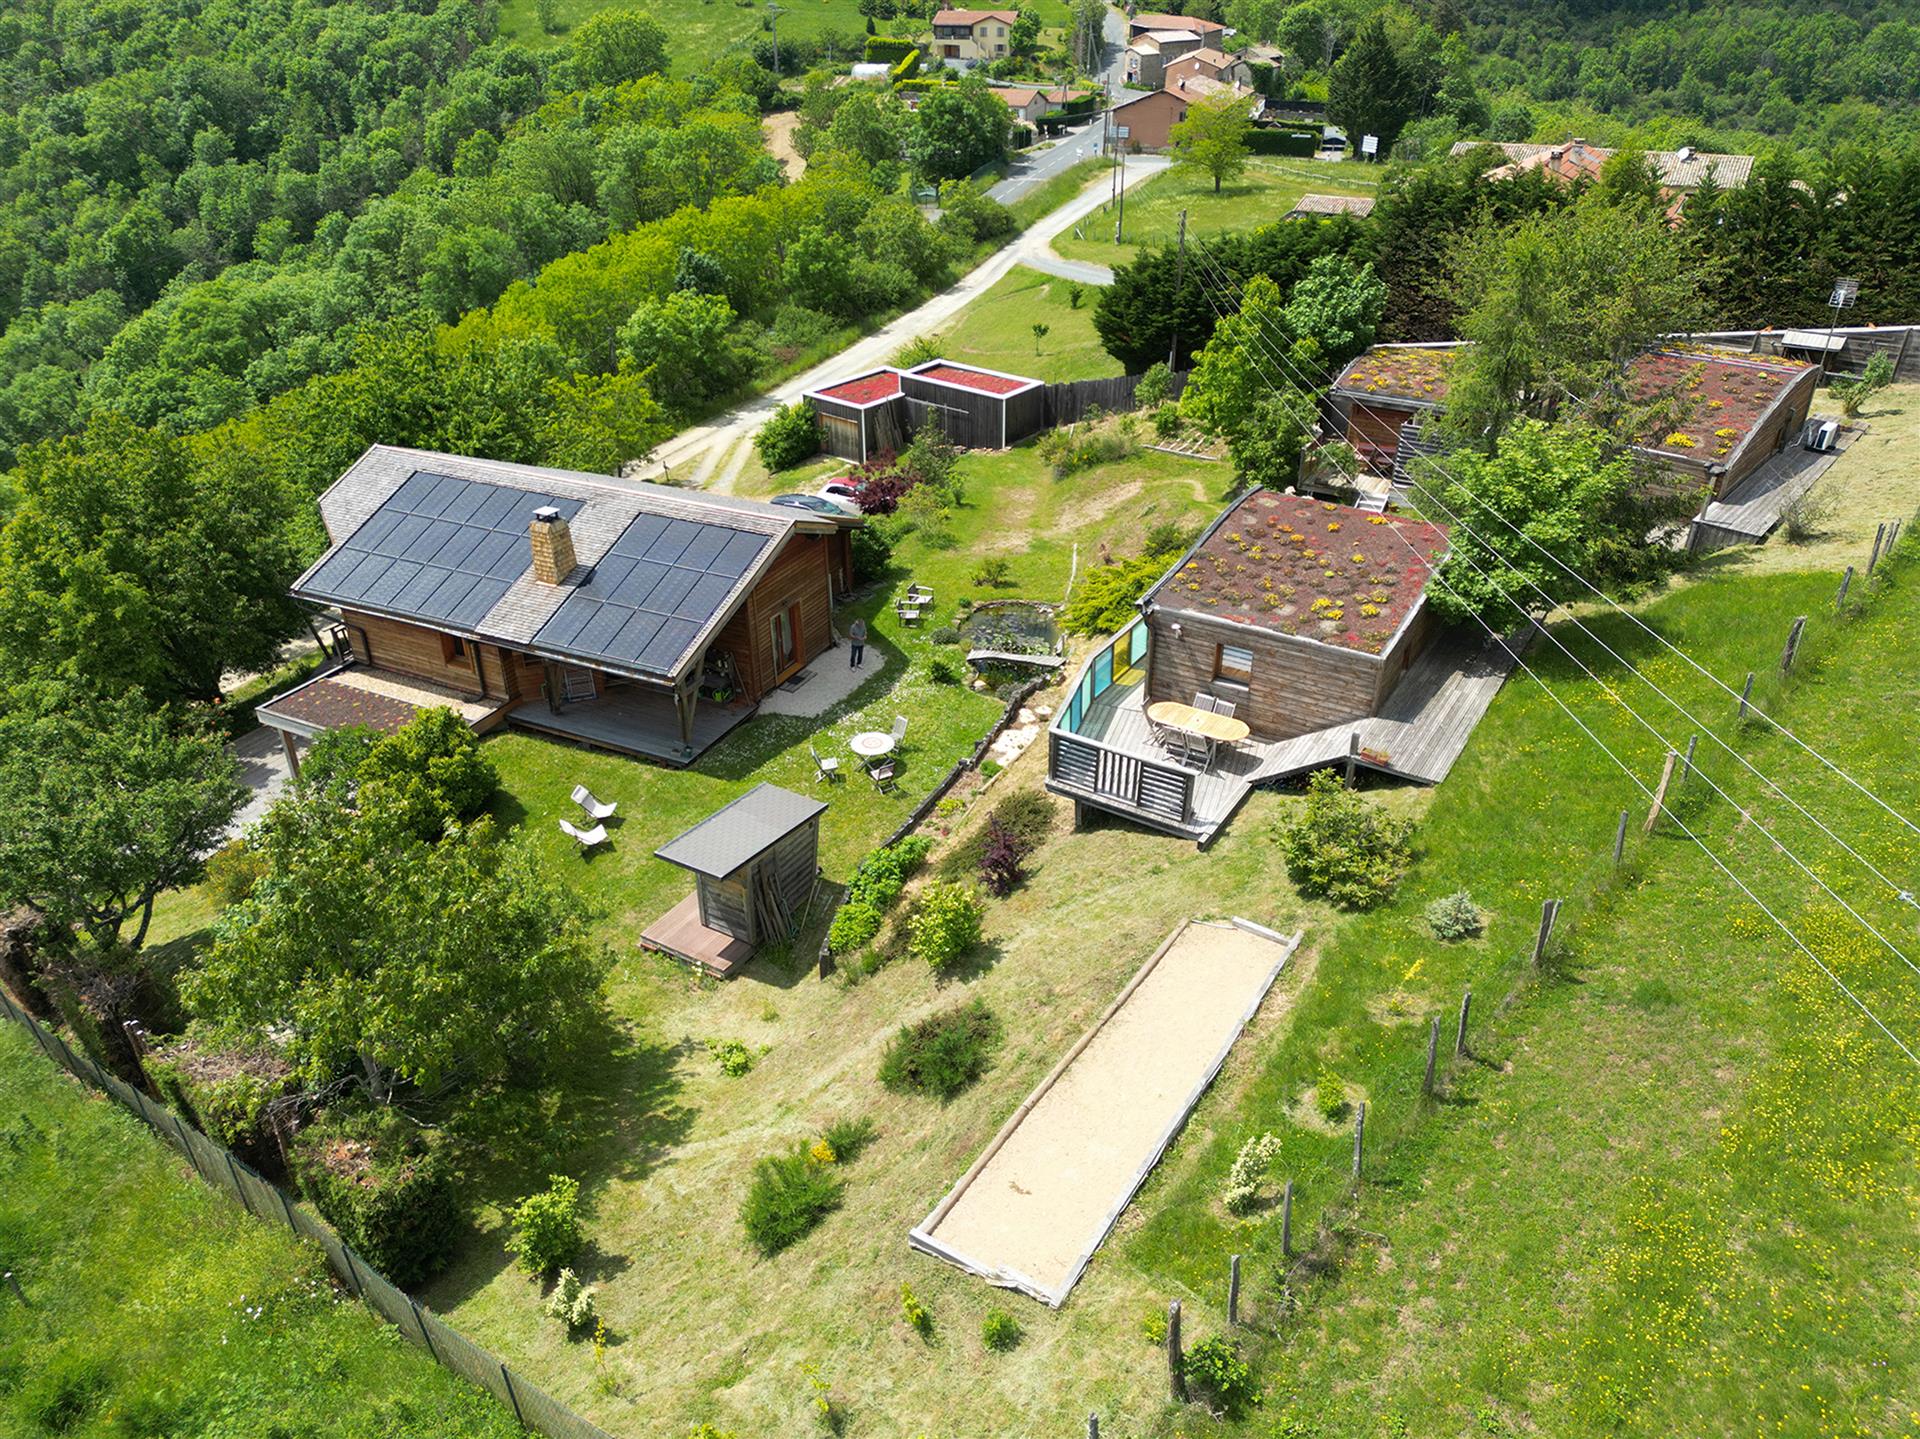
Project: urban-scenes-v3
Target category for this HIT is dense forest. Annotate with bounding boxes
[1225,0,1920,153]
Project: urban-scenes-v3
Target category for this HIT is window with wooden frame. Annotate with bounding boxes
[1215,643,1253,685]
[440,633,468,664]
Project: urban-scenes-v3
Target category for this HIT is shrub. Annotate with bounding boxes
[507,1175,585,1276]
[1780,485,1837,542]
[851,517,895,581]
[929,652,966,685]
[354,707,499,840]
[203,838,269,906]
[821,1116,878,1162]
[292,1110,458,1288]
[544,1268,599,1333]
[1152,401,1182,437]
[1062,556,1163,635]
[1315,1068,1348,1122]
[943,788,1055,879]
[929,624,963,645]
[890,333,941,369]
[1144,521,1196,559]
[828,900,884,955]
[1134,361,1172,409]
[1279,770,1415,910]
[1037,417,1138,479]
[146,1037,292,1162]
[707,1038,757,1076]
[741,1146,844,1255]
[755,399,819,472]
[900,1282,933,1338]
[1832,351,1894,417]
[982,1307,1022,1352]
[978,816,1028,896]
[1140,1307,1169,1344]
[972,556,1011,587]
[1221,1131,1283,1215]
[878,998,1001,1099]
[908,882,985,970]
[1424,890,1483,941]
[1182,1335,1257,1416]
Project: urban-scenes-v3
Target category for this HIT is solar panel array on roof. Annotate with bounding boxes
[533,512,772,676]
[301,472,583,627]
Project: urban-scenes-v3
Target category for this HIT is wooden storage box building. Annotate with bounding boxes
[805,360,1045,463]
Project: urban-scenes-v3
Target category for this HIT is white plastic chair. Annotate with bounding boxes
[889,714,909,748]
[559,818,609,850]
[571,785,617,821]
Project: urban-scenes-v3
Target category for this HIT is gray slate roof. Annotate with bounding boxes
[655,783,828,879]
[297,446,813,684]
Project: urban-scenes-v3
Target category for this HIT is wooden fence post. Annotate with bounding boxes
[1167,1300,1186,1401]
[1737,671,1755,718]
[1088,1415,1100,1439]
[1351,1101,1366,1182]
[1530,899,1561,968]
[1680,734,1699,785]
[1456,990,1471,1055]
[1227,1254,1241,1326]
[1780,615,1808,675]
[1280,1180,1293,1256]
[1613,809,1629,865]
[1423,1016,1439,1097]
[1644,751,1678,834]
[1345,731,1360,789]
[1869,522,1886,574]
[1835,566,1854,608]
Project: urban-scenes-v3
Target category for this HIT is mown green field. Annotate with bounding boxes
[0,1025,519,1439]
[1049,157,1378,264]
[915,264,1119,383]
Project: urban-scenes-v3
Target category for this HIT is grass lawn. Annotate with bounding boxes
[1048,156,1378,265]
[0,1025,519,1439]
[911,264,1119,383]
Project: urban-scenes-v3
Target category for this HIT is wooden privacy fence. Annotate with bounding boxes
[0,986,618,1439]
[1042,371,1188,428]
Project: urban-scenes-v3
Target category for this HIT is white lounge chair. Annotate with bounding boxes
[571,785,617,822]
[559,818,609,850]
[810,742,841,782]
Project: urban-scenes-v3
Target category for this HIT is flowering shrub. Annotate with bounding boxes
[1222,1131,1283,1215]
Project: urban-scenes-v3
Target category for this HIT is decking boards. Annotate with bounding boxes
[1689,425,1854,548]
[1058,629,1515,843]
[508,686,754,765]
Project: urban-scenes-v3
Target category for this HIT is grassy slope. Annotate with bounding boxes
[0,1025,519,1439]
[912,264,1118,383]
[1048,157,1378,265]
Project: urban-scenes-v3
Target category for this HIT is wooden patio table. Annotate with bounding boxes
[1146,701,1251,746]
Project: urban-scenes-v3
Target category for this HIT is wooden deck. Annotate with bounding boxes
[639,892,756,978]
[1688,425,1856,550]
[509,684,754,766]
[1051,629,1516,844]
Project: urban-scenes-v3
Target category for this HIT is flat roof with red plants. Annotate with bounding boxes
[1150,493,1448,655]
[914,363,1033,395]
[816,371,902,405]
[1332,346,1460,406]
[1628,348,1813,460]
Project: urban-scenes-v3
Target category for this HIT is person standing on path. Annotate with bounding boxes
[848,617,867,668]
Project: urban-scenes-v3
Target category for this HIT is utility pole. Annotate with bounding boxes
[1114,140,1127,243]
[767,1,784,73]
[1168,209,1187,372]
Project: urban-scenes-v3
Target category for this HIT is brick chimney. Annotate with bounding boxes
[529,506,576,584]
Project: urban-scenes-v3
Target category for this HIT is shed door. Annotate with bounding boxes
[771,603,803,683]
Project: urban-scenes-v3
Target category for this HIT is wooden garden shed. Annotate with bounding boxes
[640,783,827,977]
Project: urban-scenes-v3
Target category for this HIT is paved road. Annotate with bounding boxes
[636,156,1169,493]
[984,4,1147,209]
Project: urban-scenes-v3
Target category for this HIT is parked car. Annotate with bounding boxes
[820,479,862,505]
[770,493,857,516]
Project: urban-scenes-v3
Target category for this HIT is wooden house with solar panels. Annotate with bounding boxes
[804,359,1046,463]
[258,446,860,768]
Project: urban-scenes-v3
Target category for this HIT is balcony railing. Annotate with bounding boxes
[1047,619,1195,825]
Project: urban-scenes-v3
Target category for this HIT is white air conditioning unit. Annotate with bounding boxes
[1801,418,1839,452]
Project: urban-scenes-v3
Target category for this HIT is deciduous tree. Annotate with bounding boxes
[1169,93,1252,194]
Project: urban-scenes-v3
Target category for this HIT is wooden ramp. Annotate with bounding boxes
[910,919,1301,1306]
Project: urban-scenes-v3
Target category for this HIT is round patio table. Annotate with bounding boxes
[849,731,896,758]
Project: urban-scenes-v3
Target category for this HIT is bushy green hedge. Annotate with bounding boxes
[864,36,917,64]
[755,399,819,472]
[826,836,934,954]
[889,48,922,83]
[293,1110,458,1288]
[1246,128,1321,156]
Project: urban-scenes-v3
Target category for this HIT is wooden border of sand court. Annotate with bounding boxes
[909,917,1303,1307]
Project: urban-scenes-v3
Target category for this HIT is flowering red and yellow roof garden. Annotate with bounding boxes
[1150,493,1449,654]
[1332,346,1459,405]
[915,363,1031,395]
[1628,348,1813,460]
[817,371,903,405]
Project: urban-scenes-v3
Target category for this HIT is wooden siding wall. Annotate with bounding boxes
[341,609,525,700]
[1343,399,1421,475]
[771,819,820,911]
[812,397,867,461]
[1003,386,1046,443]
[1371,601,1434,709]
[698,875,753,941]
[707,534,836,702]
[1146,608,1386,741]
[901,376,1005,449]
[1721,366,1819,492]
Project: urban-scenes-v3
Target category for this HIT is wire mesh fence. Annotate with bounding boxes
[0,986,618,1439]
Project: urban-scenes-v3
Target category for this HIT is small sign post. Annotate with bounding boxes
[1360,133,1379,159]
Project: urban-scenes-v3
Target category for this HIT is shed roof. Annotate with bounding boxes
[1287,192,1375,217]
[909,361,1039,395]
[655,783,829,880]
[1131,11,1225,31]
